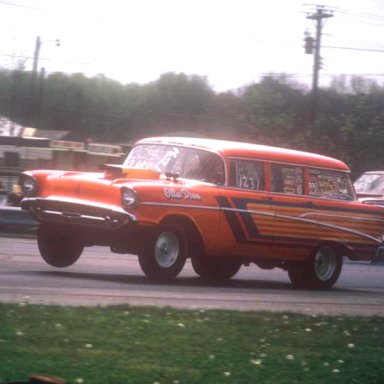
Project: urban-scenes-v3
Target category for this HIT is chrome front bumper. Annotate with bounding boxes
[21,197,136,229]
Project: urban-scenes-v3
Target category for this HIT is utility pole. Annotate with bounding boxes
[30,36,60,128]
[36,67,46,129]
[29,36,42,126]
[32,36,42,76]
[305,6,333,125]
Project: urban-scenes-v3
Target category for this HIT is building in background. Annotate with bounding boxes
[0,116,130,196]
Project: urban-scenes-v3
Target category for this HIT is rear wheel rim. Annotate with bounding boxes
[154,231,179,268]
[314,247,337,281]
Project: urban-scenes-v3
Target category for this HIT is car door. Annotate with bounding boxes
[267,163,312,260]
[215,158,274,258]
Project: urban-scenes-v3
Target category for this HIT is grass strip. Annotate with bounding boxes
[0,303,383,384]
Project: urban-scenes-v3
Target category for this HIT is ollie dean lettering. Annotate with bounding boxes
[163,188,202,201]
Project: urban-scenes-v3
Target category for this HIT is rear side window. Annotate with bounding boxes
[229,159,264,190]
[309,168,355,200]
[271,164,304,195]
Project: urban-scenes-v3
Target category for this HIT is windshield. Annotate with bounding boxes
[354,173,384,194]
[123,144,225,184]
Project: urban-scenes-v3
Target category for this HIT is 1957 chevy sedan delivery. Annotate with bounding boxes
[20,137,384,289]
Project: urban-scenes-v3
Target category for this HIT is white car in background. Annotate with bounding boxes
[354,171,384,206]
[354,171,384,262]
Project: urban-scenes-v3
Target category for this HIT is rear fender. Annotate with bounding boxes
[312,240,355,260]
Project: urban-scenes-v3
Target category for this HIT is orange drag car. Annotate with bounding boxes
[20,137,384,289]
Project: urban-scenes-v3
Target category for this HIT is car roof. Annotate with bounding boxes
[136,136,350,171]
[359,171,384,175]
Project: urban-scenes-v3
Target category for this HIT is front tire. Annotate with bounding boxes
[37,224,83,267]
[138,223,187,282]
[288,245,342,289]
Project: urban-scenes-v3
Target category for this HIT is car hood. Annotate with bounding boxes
[35,166,197,207]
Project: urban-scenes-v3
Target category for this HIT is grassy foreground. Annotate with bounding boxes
[0,303,383,384]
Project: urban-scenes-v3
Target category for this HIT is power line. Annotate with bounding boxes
[0,0,42,10]
[267,73,384,78]
[323,45,384,53]
[325,37,384,50]
[0,53,28,58]
[336,15,384,29]
[0,52,90,66]
[331,7,384,23]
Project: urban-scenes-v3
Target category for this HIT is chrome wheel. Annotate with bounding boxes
[138,223,187,282]
[314,246,337,281]
[288,245,342,289]
[154,231,179,268]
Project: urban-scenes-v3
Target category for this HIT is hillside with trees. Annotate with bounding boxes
[0,69,383,177]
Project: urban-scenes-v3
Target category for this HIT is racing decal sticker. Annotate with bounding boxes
[163,187,202,201]
[216,195,381,251]
[232,197,260,238]
[216,196,248,243]
[216,196,267,243]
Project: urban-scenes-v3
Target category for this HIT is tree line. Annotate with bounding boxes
[0,69,383,178]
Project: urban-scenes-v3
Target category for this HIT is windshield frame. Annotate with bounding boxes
[123,143,226,185]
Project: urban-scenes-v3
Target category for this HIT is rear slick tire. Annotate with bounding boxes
[37,224,83,268]
[288,245,342,289]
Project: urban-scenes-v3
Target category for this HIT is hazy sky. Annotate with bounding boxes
[0,0,383,91]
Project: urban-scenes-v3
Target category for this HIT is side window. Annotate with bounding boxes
[203,155,225,185]
[309,168,355,200]
[181,150,225,185]
[271,164,303,195]
[229,159,264,190]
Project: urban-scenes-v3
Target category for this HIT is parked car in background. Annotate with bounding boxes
[354,171,384,206]
[20,137,384,289]
[0,182,23,206]
[354,171,384,263]
[0,182,7,206]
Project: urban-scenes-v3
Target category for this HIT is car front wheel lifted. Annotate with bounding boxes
[37,224,83,267]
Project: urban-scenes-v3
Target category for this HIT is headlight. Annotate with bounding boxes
[121,187,138,208]
[20,174,38,197]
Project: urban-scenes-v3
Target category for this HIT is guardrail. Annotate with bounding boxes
[0,206,38,227]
